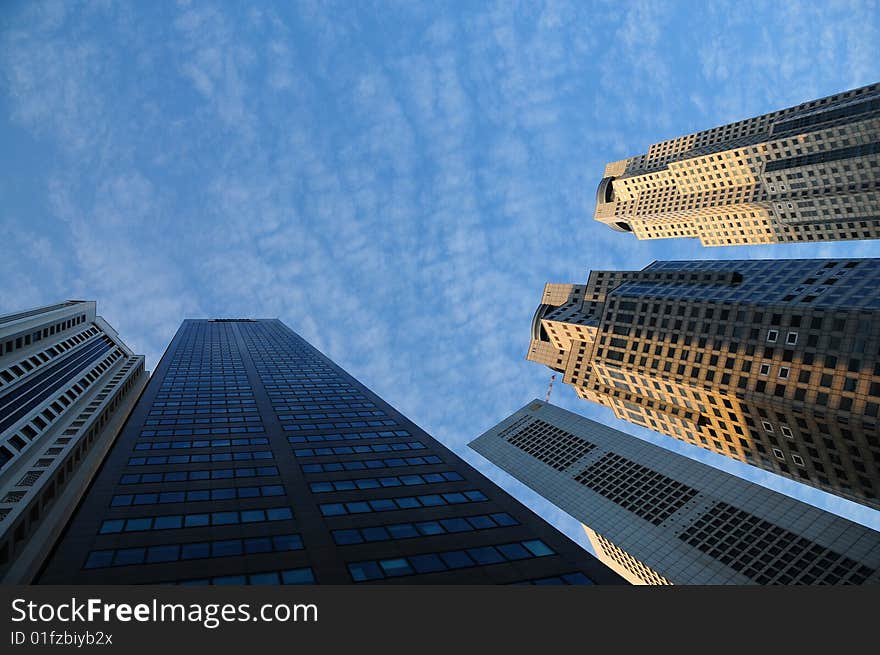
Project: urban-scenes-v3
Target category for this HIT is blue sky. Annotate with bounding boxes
[1,0,878,557]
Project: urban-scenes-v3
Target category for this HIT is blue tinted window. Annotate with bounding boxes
[181,543,211,560]
[361,526,389,542]
[490,513,517,527]
[266,507,292,521]
[349,561,383,582]
[212,511,238,525]
[281,568,315,585]
[249,572,280,585]
[522,540,554,557]
[409,554,445,574]
[100,519,125,534]
[244,537,273,554]
[369,499,396,512]
[213,575,246,585]
[387,523,419,539]
[440,518,472,533]
[154,515,183,529]
[321,504,345,517]
[212,540,243,557]
[440,551,473,569]
[272,535,302,551]
[468,546,504,565]
[184,513,210,528]
[416,521,443,536]
[466,516,495,529]
[147,545,180,563]
[113,548,146,566]
[498,543,530,560]
[379,558,413,577]
[84,550,114,569]
[125,518,152,532]
[333,530,364,545]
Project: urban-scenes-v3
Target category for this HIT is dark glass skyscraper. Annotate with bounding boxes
[41,319,621,585]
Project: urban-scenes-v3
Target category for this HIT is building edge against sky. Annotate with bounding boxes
[469,401,880,585]
[593,82,879,246]
[39,318,622,585]
[0,301,147,583]
[528,258,880,510]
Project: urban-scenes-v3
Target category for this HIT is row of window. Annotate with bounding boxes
[348,539,556,581]
[320,490,489,516]
[280,411,386,421]
[310,471,463,493]
[331,512,519,546]
[127,451,273,466]
[143,415,262,426]
[84,534,303,569]
[110,484,285,507]
[155,392,253,400]
[283,419,398,431]
[99,506,294,534]
[277,402,375,411]
[147,408,257,419]
[271,397,365,409]
[300,455,443,473]
[120,466,279,485]
[134,437,269,451]
[140,426,265,437]
[294,442,425,458]
[1,311,87,357]
[150,399,255,408]
[287,430,411,443]
[173,567,315,586]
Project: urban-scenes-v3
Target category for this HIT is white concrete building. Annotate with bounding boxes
[470,400,880,585]
[0,301,147,582]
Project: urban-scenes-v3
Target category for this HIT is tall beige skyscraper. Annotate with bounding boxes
[528,258,880,510]
[593,83,879,246]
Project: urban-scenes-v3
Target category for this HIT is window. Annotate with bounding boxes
[792,454,805,467]
[767,330,778,343]
[786,331,798,345]
[759,363,771,376]
[762,421,774,433]
[772,448,785,460]
[780,425,794,439]
[778,367,790,379]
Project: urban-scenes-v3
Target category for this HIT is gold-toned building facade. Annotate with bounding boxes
[528,258,880,510]
[594,83,879,246]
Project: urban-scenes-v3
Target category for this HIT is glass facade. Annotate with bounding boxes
[40,319,622,584]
